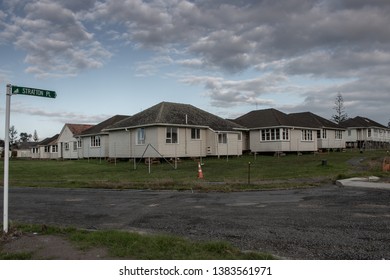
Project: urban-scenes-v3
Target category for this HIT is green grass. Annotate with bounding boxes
[1,149,389,190]
[0,224,275,260]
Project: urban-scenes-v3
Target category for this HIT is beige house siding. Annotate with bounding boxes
[58,126,79,159]
[215,132,242,157]
[249,128,318,153]
[317,129,346,150]
[107,126,242,159]
[39,146,58,159]
[80,135,109,158]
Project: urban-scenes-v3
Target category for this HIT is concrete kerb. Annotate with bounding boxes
[336,176,390,190]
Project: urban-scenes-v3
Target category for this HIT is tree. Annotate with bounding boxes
[19,132,32,143]
[33,130,39,142]
[331,93,348,124]
[9,125,18,146]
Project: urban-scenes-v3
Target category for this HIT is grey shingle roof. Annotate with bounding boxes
[340,116,387,129]
[78,115,129,136]
[38,134,59,146]
[106,102,244,131]
[235,109,345,130]
[289,112,344,129]
[234,108,295,128]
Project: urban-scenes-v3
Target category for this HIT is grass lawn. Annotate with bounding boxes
[0,224,276,260]
[1,149,389,190]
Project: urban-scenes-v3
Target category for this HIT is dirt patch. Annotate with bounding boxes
[1,232,111,260]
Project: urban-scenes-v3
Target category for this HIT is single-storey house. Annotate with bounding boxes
[104,102,245,159]
[57,124,93,159]
[76,115,129,159]
[340,116,390,149]
[35,134,59,159]
[289,112,346,151]
[15,141,39,158]
[234,108,321,154]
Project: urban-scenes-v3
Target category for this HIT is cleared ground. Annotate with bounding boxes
[1,184,390,259]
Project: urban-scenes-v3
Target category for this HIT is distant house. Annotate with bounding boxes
[340,116,390,149]
[36,134,59,159]
[234,108,320,154]
[104,102,245,159]
[77,115,129,159]
[289,112,346,151]
[15,141,39,158]
[57,124,93,159]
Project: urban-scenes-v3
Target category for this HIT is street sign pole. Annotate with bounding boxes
[3,84,11,233]
[3,84,56,233]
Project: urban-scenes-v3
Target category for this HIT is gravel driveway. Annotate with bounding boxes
[1,185,390,259]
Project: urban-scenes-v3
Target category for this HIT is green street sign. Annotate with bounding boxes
[11,85,57,98]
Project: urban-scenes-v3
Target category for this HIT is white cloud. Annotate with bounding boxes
[0,0,111,78]
[11,102,109,124]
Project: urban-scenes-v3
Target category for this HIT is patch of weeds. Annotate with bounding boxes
[0,252,33,260]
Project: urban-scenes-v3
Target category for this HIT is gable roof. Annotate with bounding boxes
[65,123,94,135]
[38,134,59,146]
[234,108,295,128]
[340,116,387,129]
[16,141,39,150]
[78,115,129,136]
[106,102,244,131]
[289,112,344,130]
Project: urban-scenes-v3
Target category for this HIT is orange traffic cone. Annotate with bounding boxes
[197,162,204,179]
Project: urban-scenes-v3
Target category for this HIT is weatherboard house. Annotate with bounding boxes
[76,115,129,159]
[34,134,59,159]
[340,116,390,149]
[103,102,245,159]
[57,124,94,159]
[234,108,327,154]
[235,108,313,153]
[289,112,346,151]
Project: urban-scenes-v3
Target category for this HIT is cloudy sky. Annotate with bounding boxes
[1,0,390,139]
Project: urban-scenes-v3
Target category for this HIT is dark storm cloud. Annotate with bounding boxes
[1,0,390,124]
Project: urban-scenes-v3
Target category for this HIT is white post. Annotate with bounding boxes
[3,84,11,233]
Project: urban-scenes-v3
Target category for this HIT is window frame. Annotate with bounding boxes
[218,133,227,144]
[137,128,146,145]
[90,136,101,147]
[166,127,178,144]
[301,130,313,141]
[191,128,201,140]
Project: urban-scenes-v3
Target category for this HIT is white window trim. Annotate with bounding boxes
[191,128,201,140]
[90,136,101,147]
[166,127,178,144]
[260,128,289,141]
[136,128,145,145]
[301,130,313,141]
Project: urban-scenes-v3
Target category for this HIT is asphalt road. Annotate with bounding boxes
[1,185,390,260]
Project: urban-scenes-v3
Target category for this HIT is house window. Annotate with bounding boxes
[137,128,145,145]
[32,148,39,154]
[91,136,101,147]
[64,143,69,151]
[166,127,178,143]
[281,128,289,140]
[218,133,227,144]
[191,128,200,140]
[302,130,313,141]
[261,128,289,141]
[51,145,58,153]
[335,130,343,139]
[44,146,50,153]
[237,132,242,141]
[348,129,351,136]
[77,139,82,148]
[73,141,78,151]
[367,129,372,138]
